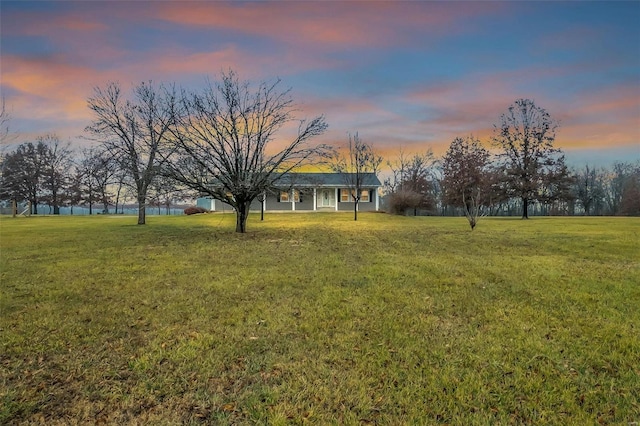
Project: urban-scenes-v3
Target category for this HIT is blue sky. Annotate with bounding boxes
[1,1,638,166]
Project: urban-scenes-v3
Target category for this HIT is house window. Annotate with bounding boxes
[292,190,300,203]
[279,191,290,202]
[340,189,370,202]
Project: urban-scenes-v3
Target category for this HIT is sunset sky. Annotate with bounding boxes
[1,1,639,166]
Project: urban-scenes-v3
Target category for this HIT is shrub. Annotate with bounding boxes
[386,190,426,216]
[184,206,209,215]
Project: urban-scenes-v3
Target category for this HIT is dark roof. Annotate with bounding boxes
[275,172,382,188]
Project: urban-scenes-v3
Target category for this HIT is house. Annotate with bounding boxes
[196,172,382,212]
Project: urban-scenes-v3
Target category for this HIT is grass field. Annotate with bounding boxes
[1,213,638,425]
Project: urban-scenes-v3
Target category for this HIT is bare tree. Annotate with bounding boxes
[536,155,574,215]
[602,162,639,215]
[164,70,328,233]
[385,149,438,216]
[331,132,382,221]
[73,148,119,214]
[492,99,563,219]
[149,174,190,215]
[573,165,605,215]
[619,166,640,216]
[0,141,48,214]
[86,81,177,224]
[441,136,491,229]
[38,135,73,215]
[0,97,13,147]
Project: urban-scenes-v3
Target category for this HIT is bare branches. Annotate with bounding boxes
[164,70,328,232]
[491,99,563,219]
[0,97,17,149]
[86,81,177,224]
[385,149,438,215]
[330,132,382,220]
[441,135,491,229]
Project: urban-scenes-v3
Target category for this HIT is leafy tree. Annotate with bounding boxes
[331,132,382,221]
[165,70,328,232]
[441,136,491,229]
[86,81,177,224]
[492,99,564,219]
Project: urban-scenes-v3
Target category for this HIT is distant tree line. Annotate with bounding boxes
[0,135,189,216]
[1,76,639,233]
[384,99,640,227]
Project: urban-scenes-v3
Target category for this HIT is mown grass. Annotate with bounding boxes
[1,213,638,425]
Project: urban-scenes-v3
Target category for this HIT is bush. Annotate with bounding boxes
[386,190,427,216]
[184,206,209,215]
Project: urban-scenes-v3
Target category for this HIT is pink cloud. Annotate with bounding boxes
[153,2,505,49]
[552,85,640,150]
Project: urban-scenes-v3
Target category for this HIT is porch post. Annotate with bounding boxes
[375,189,379,211]
[313,188,317,211]
[292,190,296,211]
[335,188,339,211]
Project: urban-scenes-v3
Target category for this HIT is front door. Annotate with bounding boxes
[322,190,332,207]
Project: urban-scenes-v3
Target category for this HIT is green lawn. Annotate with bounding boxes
[1,213,638,425]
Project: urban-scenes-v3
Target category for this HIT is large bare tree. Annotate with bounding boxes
[331,133,382,221]
[491,99,563,219]
[86,81,177,224]
[164,71,328,233]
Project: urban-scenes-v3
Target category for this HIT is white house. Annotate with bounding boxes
[196,172,382,212]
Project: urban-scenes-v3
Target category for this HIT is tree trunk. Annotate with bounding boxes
[522,197,529,219]
[115,185,122,214]
[260,196,264,221]
[235,202,249,233]
[353,201,358,221]
[138,199,146,225]
[12,200,17,217]
[52,188,59,214]
[88,184,93,215]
